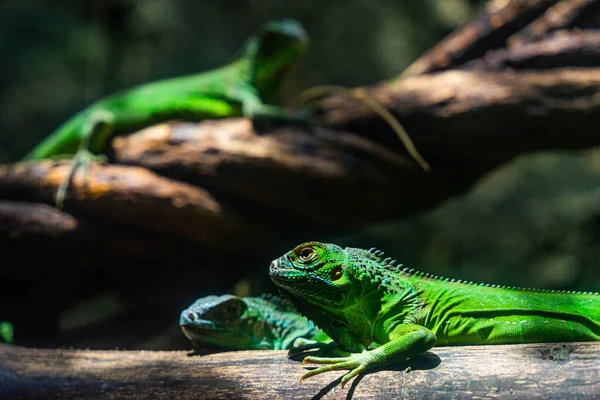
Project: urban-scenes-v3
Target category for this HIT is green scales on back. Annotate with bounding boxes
[269,241,599,387]
[22,19,310,208]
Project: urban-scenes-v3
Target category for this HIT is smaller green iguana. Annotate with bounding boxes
[0,321,14,344]
[270,241,600,388]
[179,294,330,351]
[22,19,310,209]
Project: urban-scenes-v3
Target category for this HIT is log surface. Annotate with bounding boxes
[0,342,598,399]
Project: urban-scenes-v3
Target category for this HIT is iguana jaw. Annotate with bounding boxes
[180,322,260,350]
[270,255,347,309]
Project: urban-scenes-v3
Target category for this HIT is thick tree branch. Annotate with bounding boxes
[507,0,600,46]
[0,161,274,250]
[319,68,600,162]
[1,342,598,399]
[463,30,600,71]
[401,0,560,76]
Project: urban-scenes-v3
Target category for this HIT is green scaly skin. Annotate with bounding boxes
[270,241,600,387]
[179,294,330,351]
[21,19,310,208]
[0,321,13,344]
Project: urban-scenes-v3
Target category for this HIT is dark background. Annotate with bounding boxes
[1,0,599,350]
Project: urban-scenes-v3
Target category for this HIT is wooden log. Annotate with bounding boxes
[0,342,598,399]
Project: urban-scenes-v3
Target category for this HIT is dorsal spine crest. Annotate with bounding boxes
[361,246,599,296]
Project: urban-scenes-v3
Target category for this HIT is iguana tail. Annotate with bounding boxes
[290,85,430,172]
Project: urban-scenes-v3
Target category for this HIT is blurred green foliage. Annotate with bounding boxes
[0,321,14,344]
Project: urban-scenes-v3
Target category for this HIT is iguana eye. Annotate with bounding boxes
[226,305,238,315]
[331,265,343,281]
[298,247,317,262]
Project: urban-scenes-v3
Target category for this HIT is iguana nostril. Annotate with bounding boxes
[270,262,275,269]
[188,312,195,321]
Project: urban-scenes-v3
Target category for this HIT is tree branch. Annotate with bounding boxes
[401,0,560,76]
[319,68,600,162]
[463,30,600,71]
[507,0,600,46]
[0,161,275,250]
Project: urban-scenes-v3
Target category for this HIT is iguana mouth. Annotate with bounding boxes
[269,258,303,283]
[180,323,247,339]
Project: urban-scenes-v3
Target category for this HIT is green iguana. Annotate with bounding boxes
[0,321,13,344]
[22,19,310,208]
[269,241,600,387]
[179,294,330,351]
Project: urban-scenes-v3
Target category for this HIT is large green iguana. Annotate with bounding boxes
[22,19,309,208]
[179,294,330,351]
[270,241,600,387]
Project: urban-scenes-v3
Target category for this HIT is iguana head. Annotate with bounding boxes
[248,19,309,95]
[270,241,399,348]
[270,242,352,308]
[271,242,421,341]
[180,295,272,350]
[179,294,314,350]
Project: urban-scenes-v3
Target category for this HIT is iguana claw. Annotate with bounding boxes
[54,149,108,209]
[300,352,372,388]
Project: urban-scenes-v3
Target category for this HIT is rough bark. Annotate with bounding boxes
[402,0,600,76]
[507,0,600,46]
[401,0,562,76]
[1,342,598,399]
[0,161,275,250]
[464,30,600,71]
[111,119,475,226]
[318,68,600,163]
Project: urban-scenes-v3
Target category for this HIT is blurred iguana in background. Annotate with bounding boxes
[180,294,330,351]
[22,19,310,208]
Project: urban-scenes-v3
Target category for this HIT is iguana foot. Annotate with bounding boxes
[243,101,312,124]
[300,351,374,388]
[54,149,107,209]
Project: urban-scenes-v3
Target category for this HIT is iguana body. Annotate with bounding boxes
[179,294,330,351]
[270,241,600,387]
[22,19,309,208]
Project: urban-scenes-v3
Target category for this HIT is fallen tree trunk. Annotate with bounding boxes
[1,342,598,399]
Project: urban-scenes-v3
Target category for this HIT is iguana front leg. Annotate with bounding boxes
[300,324,436,388]
[288,337,351,360]
[239,91,310,124]
[54,110,113,209]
